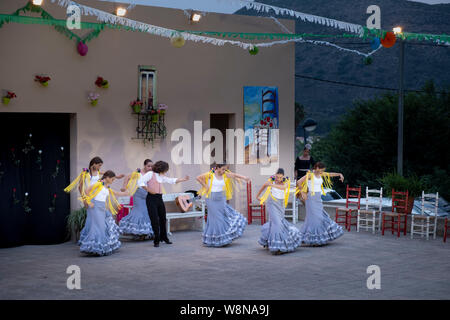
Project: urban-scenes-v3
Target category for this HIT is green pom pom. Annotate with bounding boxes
[249,46,259,55]
[363,56,373,65]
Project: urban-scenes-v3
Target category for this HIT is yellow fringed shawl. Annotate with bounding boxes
[297,171,333,196]
[80,182,122,216]
[64,169,90,198]
[125,170,141,196]
[260,177,291,207]
[199,170,234,200]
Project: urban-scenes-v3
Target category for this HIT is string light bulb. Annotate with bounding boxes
[116,7,127,17]
[393,27,402,34]
[33,0,43,5]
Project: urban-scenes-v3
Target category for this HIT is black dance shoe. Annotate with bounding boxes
[162,239,172,244]
[154,242,160,247]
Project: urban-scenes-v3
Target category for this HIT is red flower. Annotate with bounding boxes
[266,117,270,121]
[260,120,264,125]
[57,160,60,164]
[54,194,57,198]
[95,77,104,87]
[6,91,17,99]
[13,188,16,192]
[269,123,273,127]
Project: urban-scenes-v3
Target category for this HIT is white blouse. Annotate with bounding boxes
[94,186,109,202]
[307,175,323,193]
[139,171,177,186]
[90,173,100,185]
[271,186,285,199]
[211,176,225,192]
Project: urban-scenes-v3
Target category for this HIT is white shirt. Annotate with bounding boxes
[307,175,323,193]
[94,186,109,202]
[211,176,225,192]
[139,171,177,186]
[271,186,285,199]
[90,172,100,185]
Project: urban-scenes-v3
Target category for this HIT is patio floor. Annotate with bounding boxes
[0,222,449,300]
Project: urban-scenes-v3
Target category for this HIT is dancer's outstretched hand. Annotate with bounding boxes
[339,174,344,182]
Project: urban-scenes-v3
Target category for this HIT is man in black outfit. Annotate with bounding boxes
[143,161,189,247]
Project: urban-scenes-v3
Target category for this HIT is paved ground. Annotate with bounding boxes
[0,222,449,300]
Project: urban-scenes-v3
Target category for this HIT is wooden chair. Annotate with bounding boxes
[247,181,266,225]
[357,187,383,234]
[381,189,409,237]
[411,192,438,240]
[335,185,361,231]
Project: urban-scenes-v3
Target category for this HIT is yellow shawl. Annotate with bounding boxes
[125,169,141,196]
[295,171,332,196]
[260,177,291,208]
[199,169,234,200]
[64,169,90,198]
[80,181,122,215]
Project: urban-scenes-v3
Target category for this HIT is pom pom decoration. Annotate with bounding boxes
[77,41,88,56]
[249,46,259,55]
[370,37,380,51]
[380,31,396,48]
[170,34,185,48]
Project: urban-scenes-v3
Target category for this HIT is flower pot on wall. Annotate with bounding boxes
[132,105,142,113]
[151,114,158,123]
[2,97,10,105]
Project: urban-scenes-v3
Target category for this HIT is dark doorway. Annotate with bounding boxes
[0,113,71,248]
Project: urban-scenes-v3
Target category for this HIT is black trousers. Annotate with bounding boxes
[146,193,168,243]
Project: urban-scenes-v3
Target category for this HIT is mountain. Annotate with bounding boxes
[236,0,450,134]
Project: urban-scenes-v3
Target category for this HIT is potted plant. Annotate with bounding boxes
[95,76,109,88]
[379,172,424,213]
[88,92,100,106]
[66,207,87,242]
[158,103,168,115]
[149,108,159,122]
[34,75,51,87]
[2,91,16,105]
[130,99,143,113]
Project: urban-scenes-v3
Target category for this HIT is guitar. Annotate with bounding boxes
[175,195,193,213]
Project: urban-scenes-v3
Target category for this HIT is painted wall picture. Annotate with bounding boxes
[243,86,279,164]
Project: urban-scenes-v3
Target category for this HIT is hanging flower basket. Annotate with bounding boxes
[90,99,98,106]
[35,75,51,87]
[2,91,16,105]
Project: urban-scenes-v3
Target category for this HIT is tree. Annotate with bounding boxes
[311,81,450,199]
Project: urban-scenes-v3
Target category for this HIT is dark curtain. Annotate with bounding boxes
[0,113,71,248]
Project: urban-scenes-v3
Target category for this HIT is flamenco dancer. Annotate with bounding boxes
[196,163,249,247]
[64,156,124,200]
[118,159,154,240]
[296,162,345,246]
[141,161,189,247]
[79,170,129,256]
[256,168,302,254]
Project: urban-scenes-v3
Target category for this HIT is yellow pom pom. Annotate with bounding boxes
[171,35,185,48]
